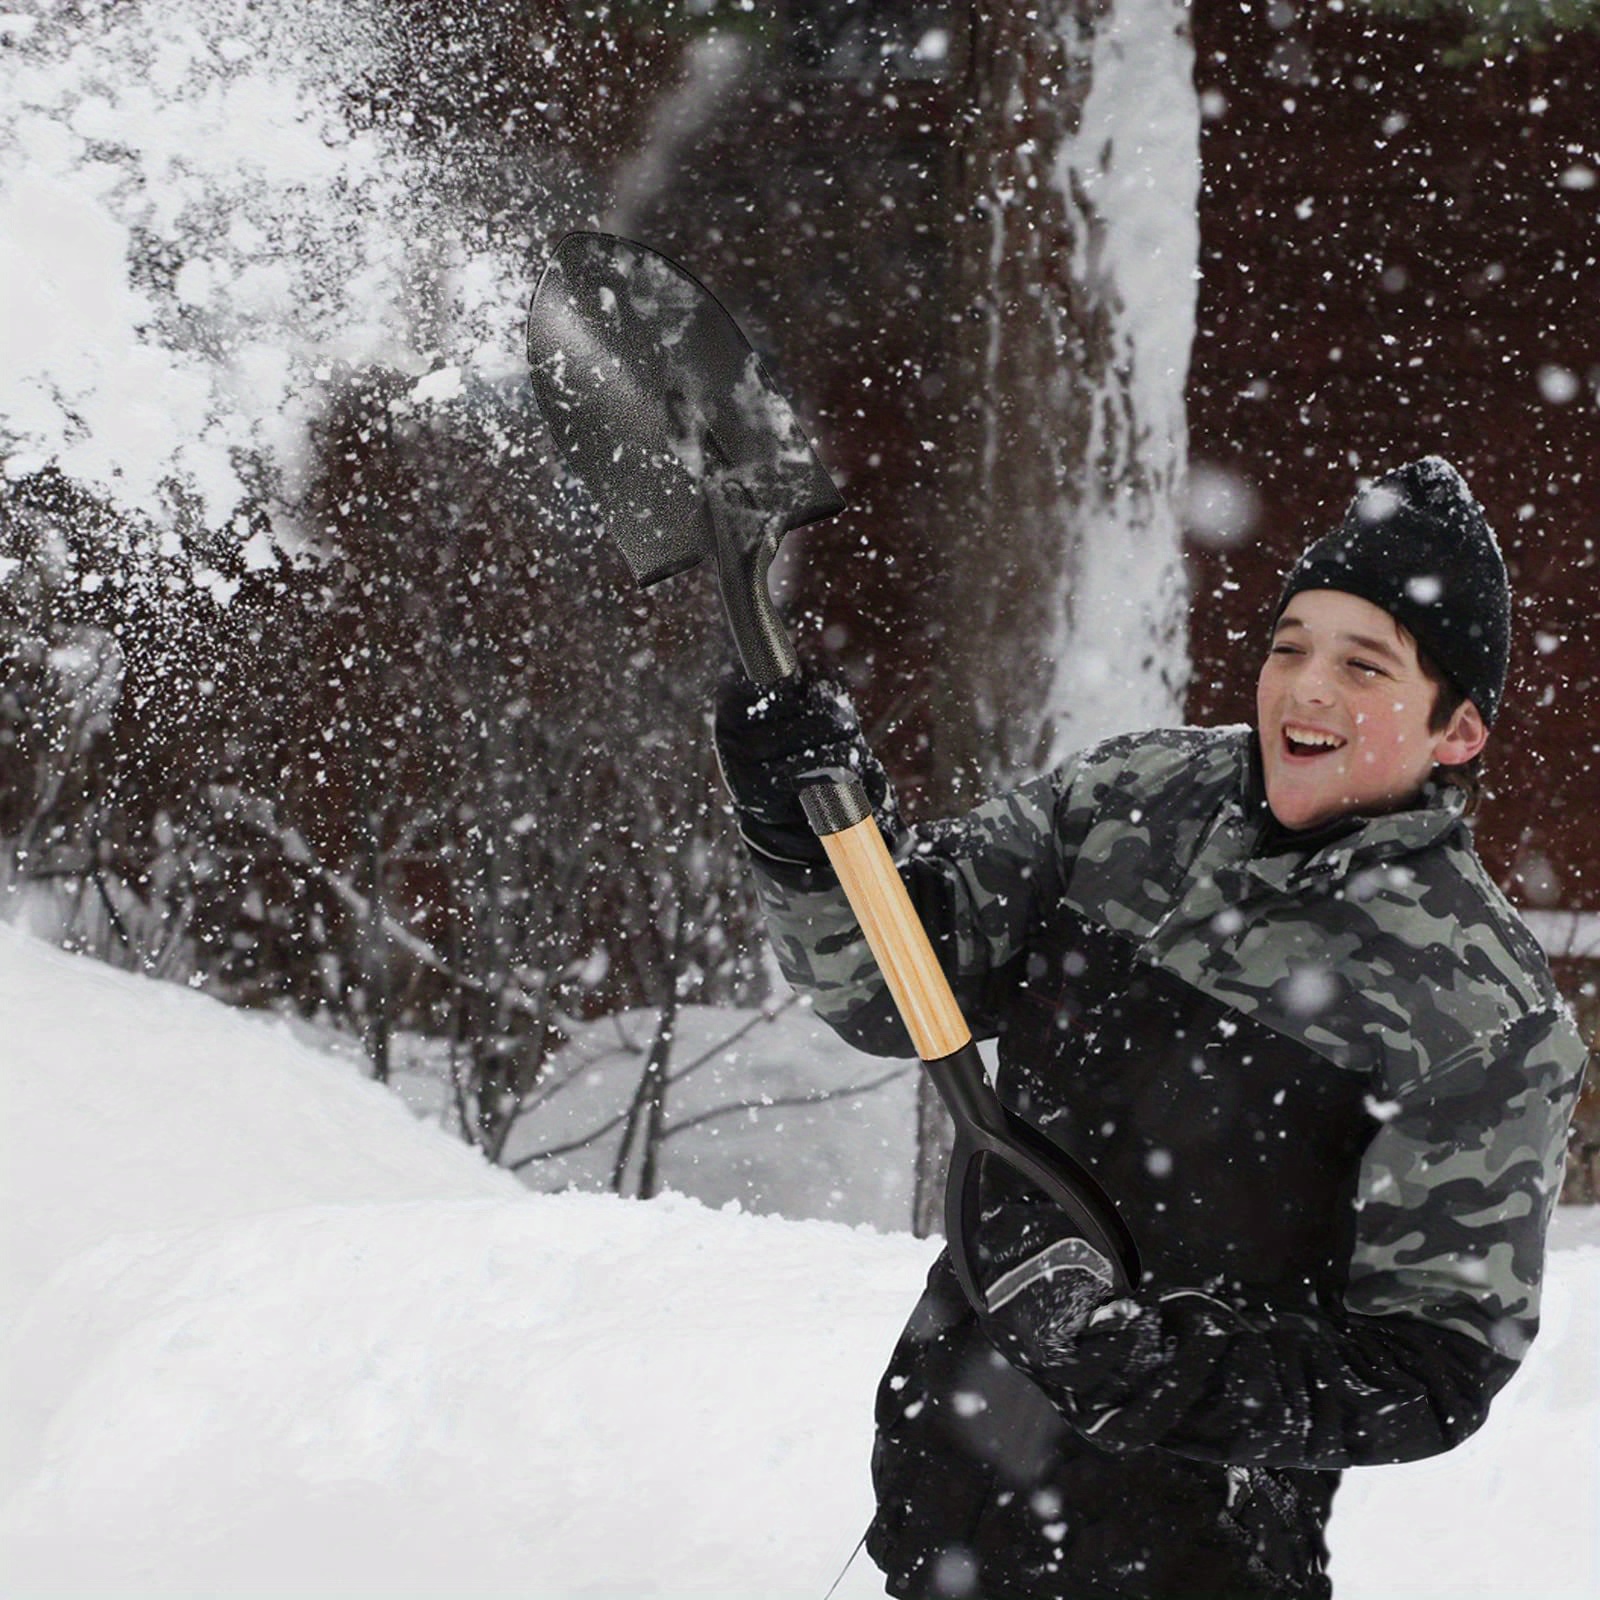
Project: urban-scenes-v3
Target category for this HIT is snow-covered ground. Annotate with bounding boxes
[2,926,1596,1598]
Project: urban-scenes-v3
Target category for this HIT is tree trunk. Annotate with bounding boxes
[351,714,392,1086]
[612,911,686,1199]
[913,0,1197,1234]
[635,983,679,1201]
[910,1069,955,1240]
[933,0,1194,793]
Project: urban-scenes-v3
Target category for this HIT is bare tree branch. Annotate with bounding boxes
[509,1055,912,1169]
[659,1064,914,1143]
[205,782,547,1020]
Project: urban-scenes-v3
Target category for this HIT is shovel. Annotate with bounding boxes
[527,231,1140,1306]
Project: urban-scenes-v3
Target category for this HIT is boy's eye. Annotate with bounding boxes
[1349,659,1386,677]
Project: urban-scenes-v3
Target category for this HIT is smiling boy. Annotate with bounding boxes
[714,456,1586,1598]
[1259,590,1486,831]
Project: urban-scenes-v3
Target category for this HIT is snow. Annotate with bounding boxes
[1523,908,1600,960]
[477,1001,918,1232]
[0,3,1595,1592]
[1039,0,1199,763]
[2,926,1597,1597]
[0,0,527,549]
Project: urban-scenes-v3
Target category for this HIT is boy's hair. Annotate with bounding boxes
[1421,654,1484,811]
[1426,672,1468,736]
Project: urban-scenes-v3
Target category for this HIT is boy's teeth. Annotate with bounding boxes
[1287,728,1341,749]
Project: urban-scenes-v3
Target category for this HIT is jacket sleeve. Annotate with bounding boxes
[741,769,1066,1057]
[981,1006,1586,1470]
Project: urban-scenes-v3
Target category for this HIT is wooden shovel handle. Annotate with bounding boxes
[798,775,1142,1297]
[808,811,972,1061]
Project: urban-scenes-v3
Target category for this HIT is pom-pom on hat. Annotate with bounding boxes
[1273,456,1511,724]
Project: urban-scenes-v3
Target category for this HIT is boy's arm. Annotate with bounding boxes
[714,668,1062,1055]
[753,783,1066,1056]
[976,1007,1585,1469]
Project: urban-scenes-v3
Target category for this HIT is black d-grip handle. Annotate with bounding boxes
[928,1041,1142,1311]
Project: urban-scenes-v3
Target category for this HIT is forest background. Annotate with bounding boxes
[2,0,1596,1234]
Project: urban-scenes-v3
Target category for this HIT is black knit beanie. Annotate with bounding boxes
[1273,456,1511,724]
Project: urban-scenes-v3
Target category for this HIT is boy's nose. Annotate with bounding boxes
[1293,664,1336,705]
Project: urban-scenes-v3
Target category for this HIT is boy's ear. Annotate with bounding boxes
[1434,699,1488,767]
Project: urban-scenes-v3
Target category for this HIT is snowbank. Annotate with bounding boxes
[0,929,930,1596]
[1,928,1595,1597]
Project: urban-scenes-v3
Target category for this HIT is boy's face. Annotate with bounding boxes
[1256,589,1488,831]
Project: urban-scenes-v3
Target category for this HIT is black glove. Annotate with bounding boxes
[973,1156,1122,1366]
[713,666,893,867]
[971,1157,1175,1442]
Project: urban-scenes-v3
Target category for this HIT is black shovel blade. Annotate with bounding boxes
[526,232,844,588]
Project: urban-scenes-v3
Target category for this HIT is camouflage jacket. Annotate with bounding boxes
[740,724,1587,1597]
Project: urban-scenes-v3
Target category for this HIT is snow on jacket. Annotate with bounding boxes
[739,724,1586,1599]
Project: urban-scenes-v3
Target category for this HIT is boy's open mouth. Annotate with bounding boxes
[1282,725,1346,759]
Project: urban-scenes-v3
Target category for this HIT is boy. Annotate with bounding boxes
[714,458,1586,1599]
